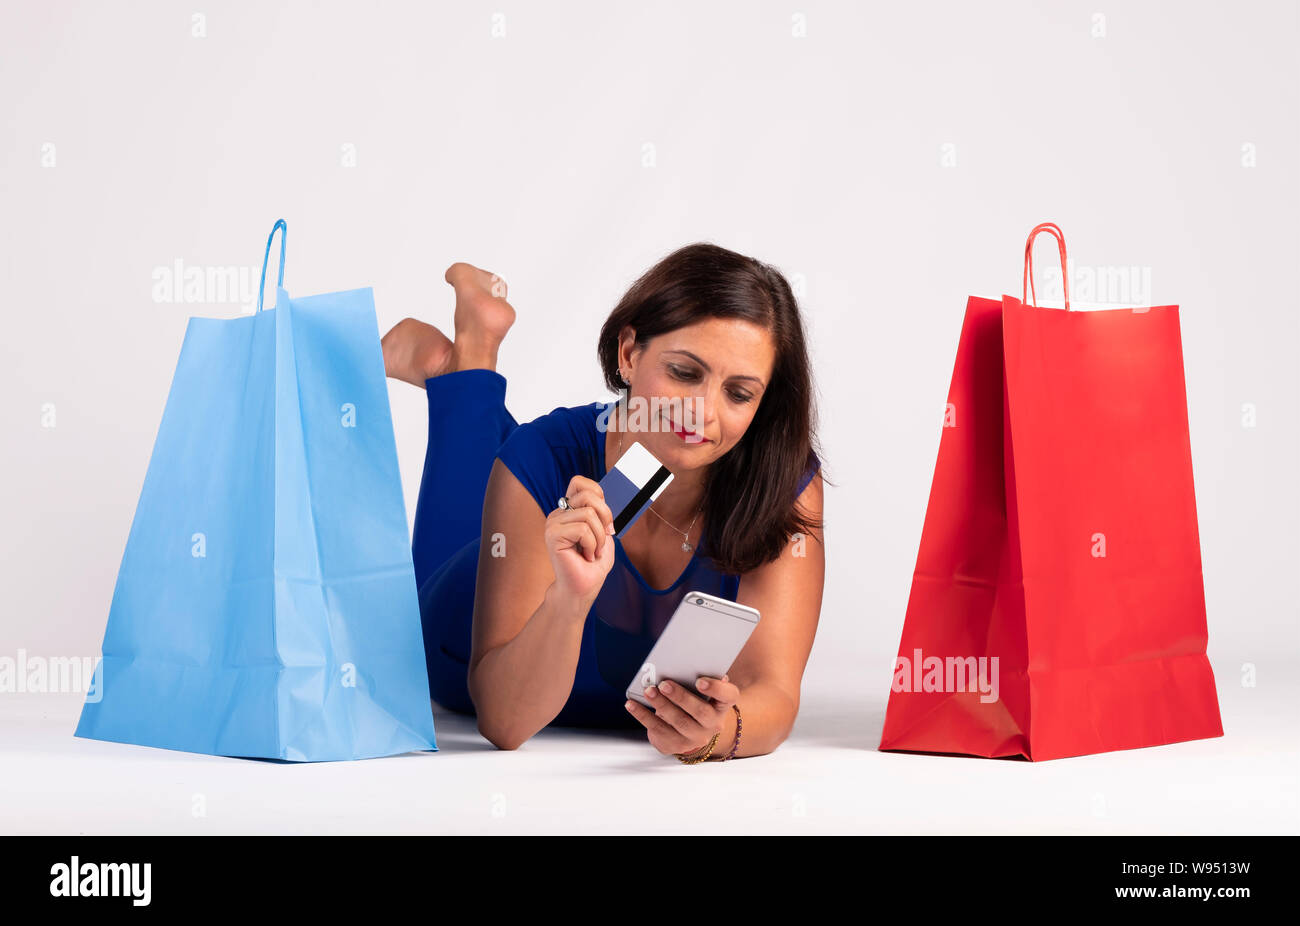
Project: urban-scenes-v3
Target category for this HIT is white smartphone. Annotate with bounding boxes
[625,590,761,709]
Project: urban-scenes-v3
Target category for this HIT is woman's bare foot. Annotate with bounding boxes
[382,318,454,387]
[380,262,517,387]
[443,262,516,372]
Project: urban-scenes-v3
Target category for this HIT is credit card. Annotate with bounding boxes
[599,440,674,537]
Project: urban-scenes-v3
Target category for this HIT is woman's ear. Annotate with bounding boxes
[618,326,639,377]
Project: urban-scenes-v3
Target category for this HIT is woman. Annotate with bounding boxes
[382,244,827,760]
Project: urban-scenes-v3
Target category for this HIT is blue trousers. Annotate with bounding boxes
[412,369,518,717]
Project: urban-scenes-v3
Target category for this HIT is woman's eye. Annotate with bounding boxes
[668,365,751,403]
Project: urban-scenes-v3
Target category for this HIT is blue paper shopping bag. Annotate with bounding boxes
[75,220,438,760]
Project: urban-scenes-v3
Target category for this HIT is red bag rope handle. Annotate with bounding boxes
[1022,222,1070,311]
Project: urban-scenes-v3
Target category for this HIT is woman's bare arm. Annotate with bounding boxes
[467,459,611,749]
[726,472,826,756]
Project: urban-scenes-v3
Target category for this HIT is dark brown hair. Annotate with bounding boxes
[597,243,828,575]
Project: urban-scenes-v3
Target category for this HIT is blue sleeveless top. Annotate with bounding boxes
[494,399,819,728]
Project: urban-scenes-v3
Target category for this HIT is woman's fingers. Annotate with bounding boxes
[642,682,705,736]
[573,507,607,559]
[548,508,608,561]
[624,699,677,739]
[564,496,614,537]
[692,675,739,707]
[564,477,616,536]
[553,517,599,561]
[648,679,725,729]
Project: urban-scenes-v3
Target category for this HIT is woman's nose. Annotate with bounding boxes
[690,388,718,430]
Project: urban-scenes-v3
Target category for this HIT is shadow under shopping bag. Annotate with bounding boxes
[75,220,437,761]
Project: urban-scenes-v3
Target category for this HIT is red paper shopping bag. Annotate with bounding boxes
[878,223,1224,761]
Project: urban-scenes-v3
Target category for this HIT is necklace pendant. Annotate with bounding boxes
[682,541,692,552]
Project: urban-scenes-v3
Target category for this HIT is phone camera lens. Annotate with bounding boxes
[695,597,705,605]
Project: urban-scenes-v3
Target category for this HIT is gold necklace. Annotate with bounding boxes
[616,406,703,553]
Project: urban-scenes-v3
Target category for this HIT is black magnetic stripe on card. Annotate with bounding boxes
[613,465,673,534]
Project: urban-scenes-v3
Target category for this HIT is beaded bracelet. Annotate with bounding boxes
[720,703,742,761]
[674,703,743,764]
[675,731,719,764]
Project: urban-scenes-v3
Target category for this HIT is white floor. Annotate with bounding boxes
[3,672,1295,835]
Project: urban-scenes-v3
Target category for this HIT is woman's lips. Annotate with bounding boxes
[666,415,709,444]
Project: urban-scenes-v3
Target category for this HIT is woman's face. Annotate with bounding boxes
[620,317,776,471]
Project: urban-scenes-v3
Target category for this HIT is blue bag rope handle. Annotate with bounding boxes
[257,219,287,313]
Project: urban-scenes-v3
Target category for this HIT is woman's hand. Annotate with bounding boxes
[544,475,617,604]
[625,675,740,759]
